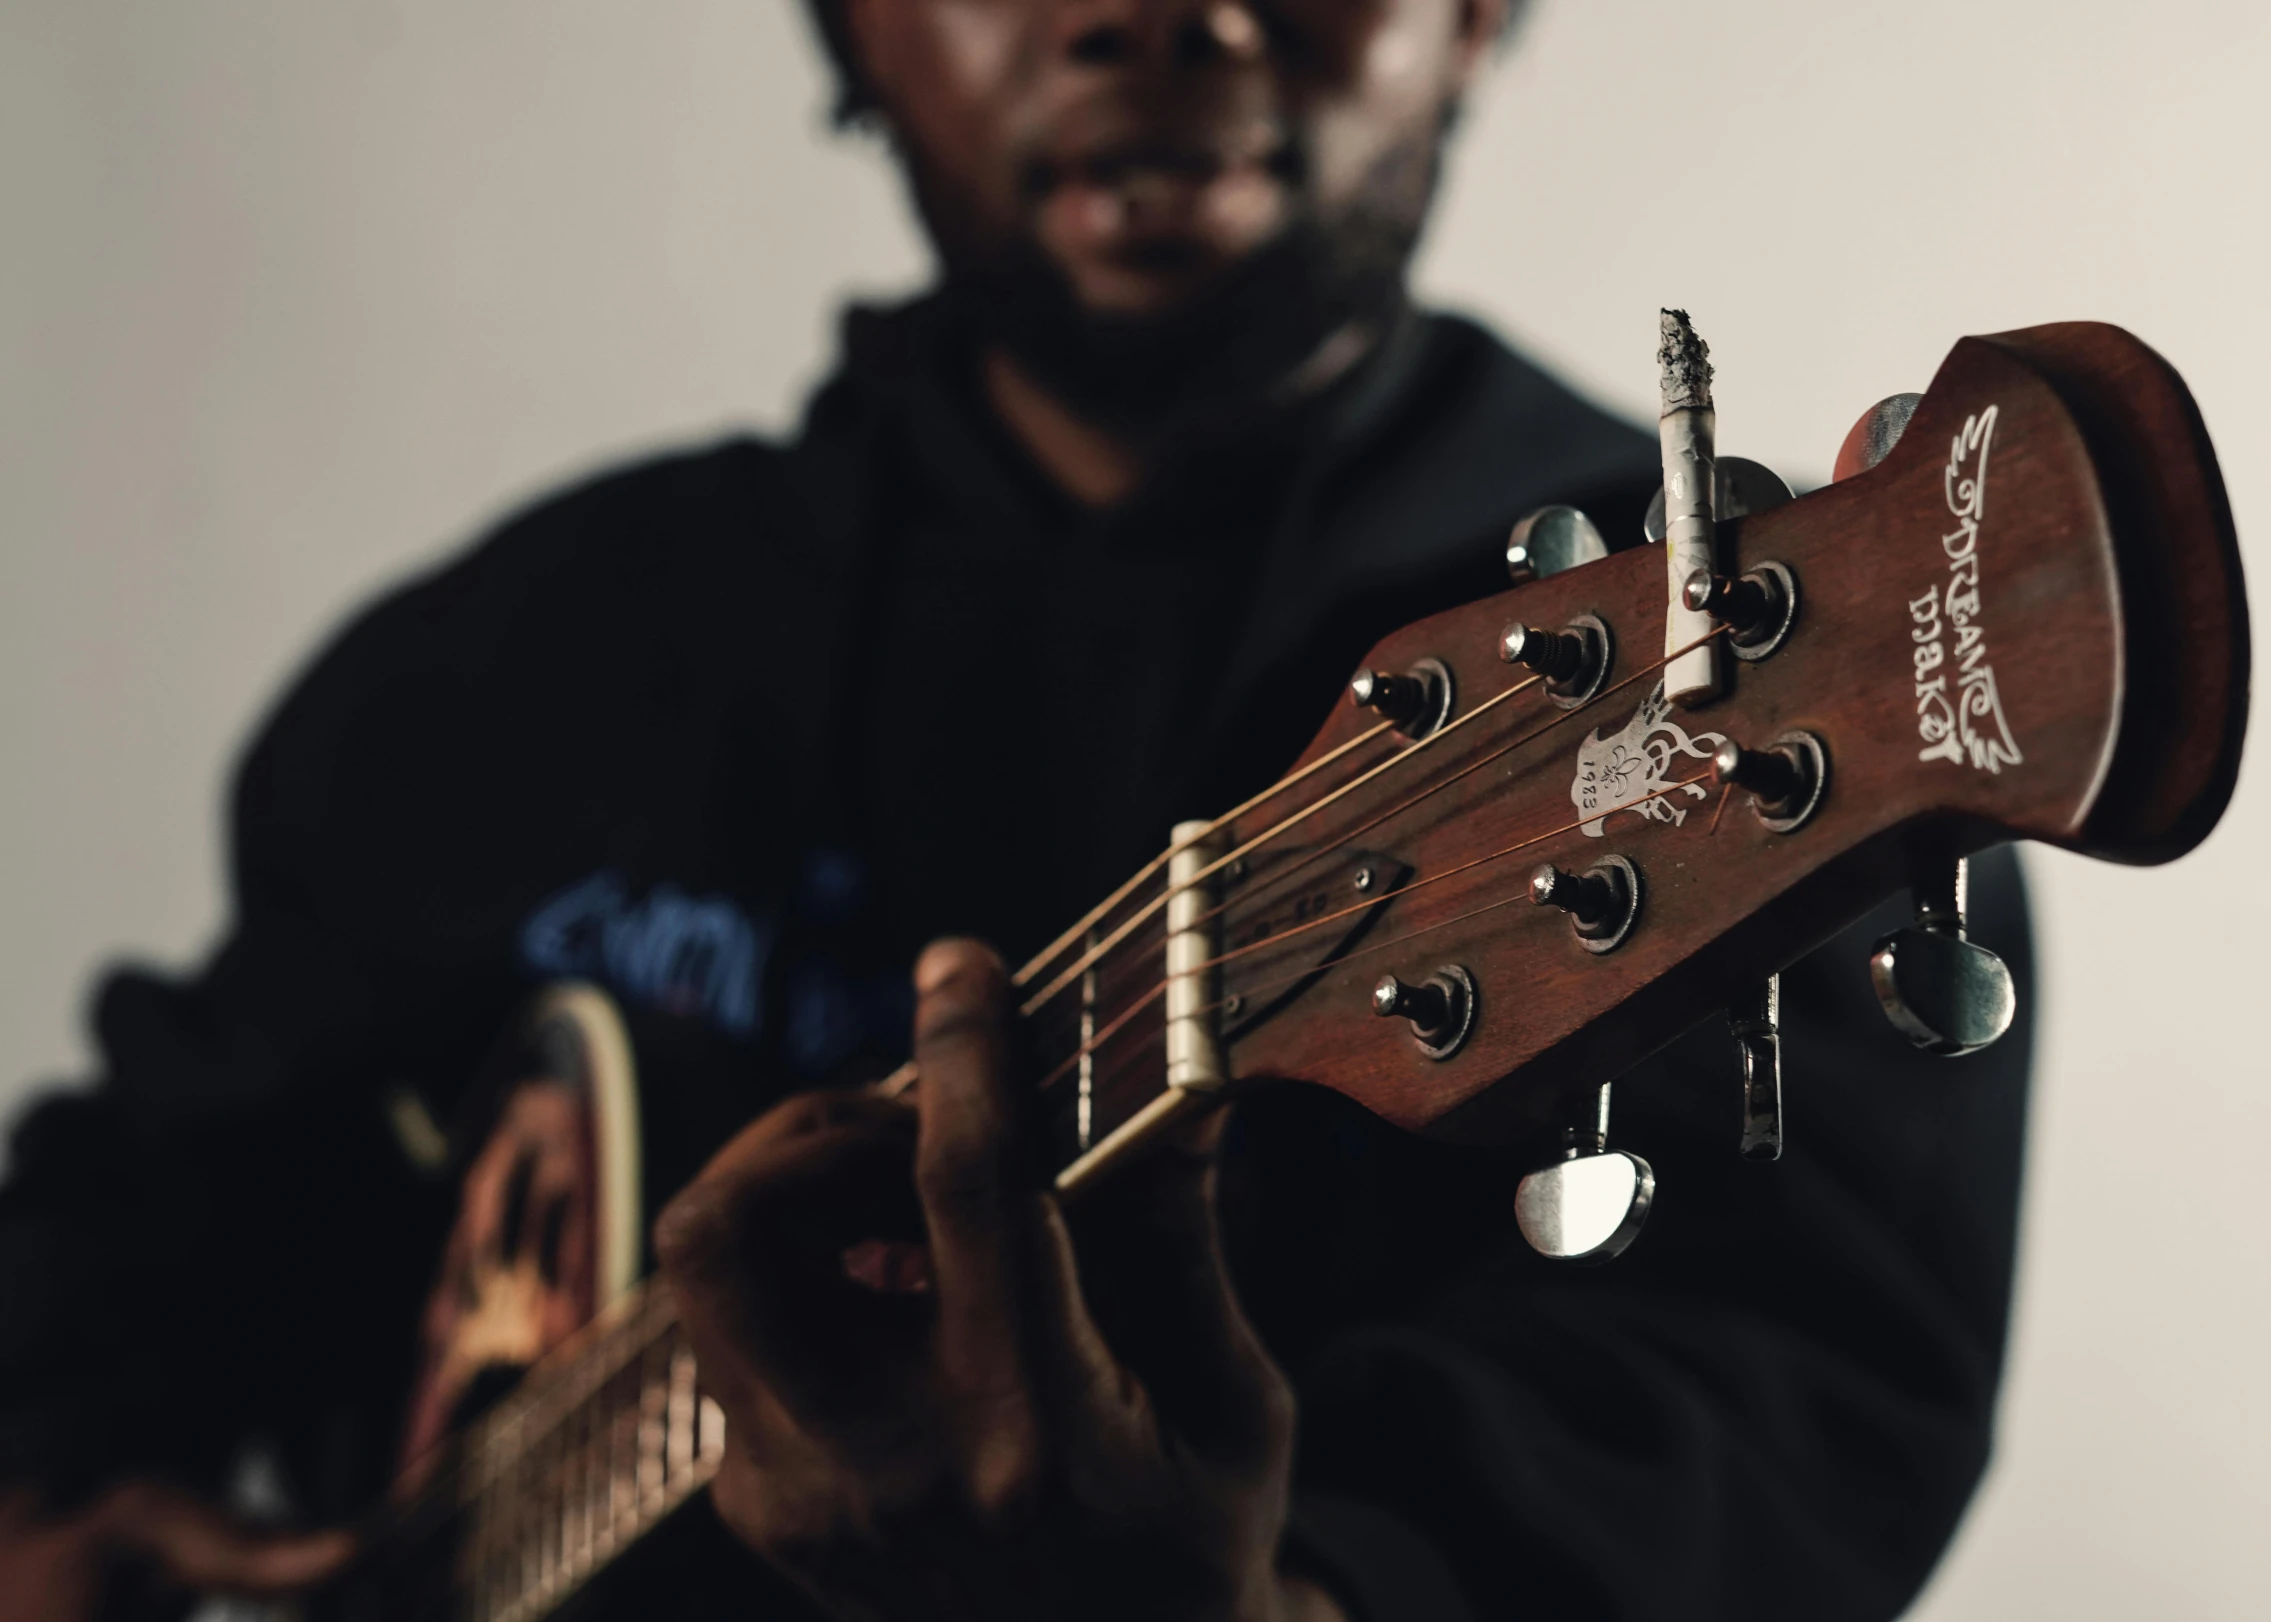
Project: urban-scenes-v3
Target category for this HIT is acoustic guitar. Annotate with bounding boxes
[320,320,2248,1620]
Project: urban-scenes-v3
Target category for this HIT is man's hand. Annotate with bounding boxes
[0,1481,352,1621]
[657,938,1343,1621]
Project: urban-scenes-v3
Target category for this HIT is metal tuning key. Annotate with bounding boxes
[1529,856,1641,953]
[1506,505,1611,583]
[1372,965,1477,1061]
[1682,562,1798,661]
[1516,1085,1654,1263]
[1348,657,1455,739]
[1499,615,1612,706]
[1729,975,1782,1161]
[1711,732,1828,833]
[1869,857,2016,1055]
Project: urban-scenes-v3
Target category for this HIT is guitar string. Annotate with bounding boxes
[401,767,1725,1597]
[1016,673,1551,1018]
[1159,628,1728,955]
[1008,717,1400,989]
[1031,772,1717,1094]
[1024,620,1727,1023]
[389,629,1730,1597]
[881,627,1724,1102]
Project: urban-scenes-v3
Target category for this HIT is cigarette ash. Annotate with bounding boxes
[1657,308,1714,414]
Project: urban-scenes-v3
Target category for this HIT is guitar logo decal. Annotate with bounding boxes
[1570,683,1725,836]
[1909,405,2023,773]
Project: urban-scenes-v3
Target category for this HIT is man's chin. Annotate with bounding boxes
[953,221,1408,442]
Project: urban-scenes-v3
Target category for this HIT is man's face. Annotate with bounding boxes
[842,0,1500,424]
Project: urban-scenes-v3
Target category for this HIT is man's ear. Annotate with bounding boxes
[837,0,898,119]
[1450,0,1516,89]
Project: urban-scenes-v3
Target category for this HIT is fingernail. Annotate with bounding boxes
[914,938,981,995]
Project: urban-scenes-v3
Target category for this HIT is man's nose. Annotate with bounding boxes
[1052,1,1269,71]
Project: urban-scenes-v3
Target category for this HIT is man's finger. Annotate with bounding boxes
[1071,1107,1291,1458]
[657,1092,927,1416]
[910,940,1111,1416]
[98,1481,354,1594]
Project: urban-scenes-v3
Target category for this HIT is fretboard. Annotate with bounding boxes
[345,1280,724,1622]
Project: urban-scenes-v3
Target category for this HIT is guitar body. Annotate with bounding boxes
[396,985,644,1492]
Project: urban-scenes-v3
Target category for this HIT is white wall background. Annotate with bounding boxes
[2,2,2263,1615]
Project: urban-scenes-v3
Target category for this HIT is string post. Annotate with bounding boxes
[1711,732,1827,832]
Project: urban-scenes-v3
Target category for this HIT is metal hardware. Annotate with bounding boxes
[1500,613,1611,709]
[1643,456,1797,544]
[1348,657,1455,740]
[1499,623,1587,683]
[1505,505,1611,583]
[1729,975,1782,1161]
[1371,964,1477,1061]
[1837,392,1924,479]
[1529,854,1641,954]
[1869,857,2015,1055]
[1711,731,1827,833]
[1164,820,1229,1092]
[1352,864,1375,893]
[1681,560,1798,661]
[1515,1084,1654,1262]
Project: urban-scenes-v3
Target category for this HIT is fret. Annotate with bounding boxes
[637,1337,669,1516]
[667,1339,697,1480]
[700,1392,726,1465]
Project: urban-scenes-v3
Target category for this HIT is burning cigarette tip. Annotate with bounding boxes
[1658,308,1714,414]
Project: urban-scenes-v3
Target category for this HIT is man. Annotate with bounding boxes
[0,2,2033,1618]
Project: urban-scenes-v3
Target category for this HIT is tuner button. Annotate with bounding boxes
[1516,1150,1656,1262]
[1869,929,2016,1055]
[1833,392,1924,482]
[1729,975,1783,1161]
[1869,856,2015,1055]
[1506,505,1609,583]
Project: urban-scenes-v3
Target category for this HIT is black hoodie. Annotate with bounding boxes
[0,295,2031,1620]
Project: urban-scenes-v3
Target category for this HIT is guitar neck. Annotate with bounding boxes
[351,1280,722,1622]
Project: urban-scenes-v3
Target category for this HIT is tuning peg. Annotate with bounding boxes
[1529,855,1641,953]
[1516,1084,1654,1262]
[1832,392,1923,482]
[1681,562,1799,659]
[1348,658,1454,740]
[1642,455,1795,544]
[1711,732,1828,833]
[1869,857,2015,1055]
[1505,505,1609,583]
[1371,965,1477,1060]
[1729,975,1782,1161]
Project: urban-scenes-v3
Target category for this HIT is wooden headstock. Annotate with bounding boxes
[1202,321,2245,1144]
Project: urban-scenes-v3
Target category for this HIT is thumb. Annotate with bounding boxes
[98,1480,355,1594]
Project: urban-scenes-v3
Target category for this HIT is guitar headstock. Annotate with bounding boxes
[1206,321,2246,1145]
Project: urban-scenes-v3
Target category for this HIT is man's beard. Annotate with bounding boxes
[938,151,1433,444]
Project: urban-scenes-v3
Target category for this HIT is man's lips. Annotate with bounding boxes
[1029,132,1290,270]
